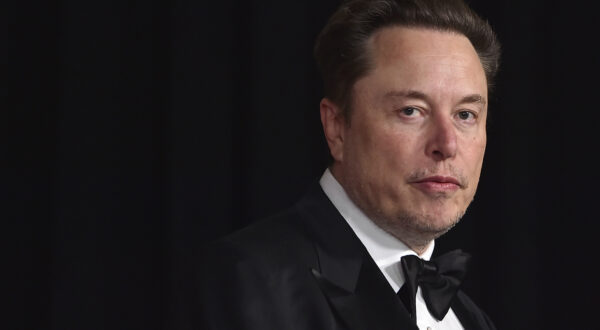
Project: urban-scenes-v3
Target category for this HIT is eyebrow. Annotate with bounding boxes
[460,94,487,106]
[383,90,487,107]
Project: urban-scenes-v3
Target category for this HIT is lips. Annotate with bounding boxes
[416,176,461,186]
[410,176,462,194]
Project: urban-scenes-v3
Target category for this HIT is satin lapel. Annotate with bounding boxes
[451,291,494,330]
[310,244,367,330]
[298,183,418,330]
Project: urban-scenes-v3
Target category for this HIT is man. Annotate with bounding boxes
[198,0,500,329]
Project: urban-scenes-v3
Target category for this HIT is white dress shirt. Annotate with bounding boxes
[319,169,464,330]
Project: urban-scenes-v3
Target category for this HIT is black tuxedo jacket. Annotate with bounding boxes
[197,183,496,330]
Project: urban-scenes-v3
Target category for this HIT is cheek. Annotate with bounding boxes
[463,137,487,183]
[345,120,382,157]
[345,114,421,175]
[474,137,487,166]
[372,131,421,180]
[463,131,486,158]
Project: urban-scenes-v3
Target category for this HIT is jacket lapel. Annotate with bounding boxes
[451,291,496,330]
[298,183,418,330]
[309,247,367,330]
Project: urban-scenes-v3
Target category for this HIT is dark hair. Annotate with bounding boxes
[314,0,501,118]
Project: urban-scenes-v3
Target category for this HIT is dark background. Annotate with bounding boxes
[9,0,599,329]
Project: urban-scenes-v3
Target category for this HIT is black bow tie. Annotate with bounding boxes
[397,249,470,322]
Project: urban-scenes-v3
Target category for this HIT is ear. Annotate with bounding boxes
[320,98,346,162]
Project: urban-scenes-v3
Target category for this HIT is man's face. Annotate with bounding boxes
[326,27,488,249]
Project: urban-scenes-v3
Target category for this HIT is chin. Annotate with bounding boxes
[414,198,469,226]
[412,214,460,234]
[376,207,466,244]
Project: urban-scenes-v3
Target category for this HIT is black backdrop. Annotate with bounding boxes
[9,0,600,329]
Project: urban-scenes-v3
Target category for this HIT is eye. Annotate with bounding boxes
[400,107,419,116]
[457,110,476,121]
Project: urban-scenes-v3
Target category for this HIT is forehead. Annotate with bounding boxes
[359,26,487,99]
[368,26,480,68]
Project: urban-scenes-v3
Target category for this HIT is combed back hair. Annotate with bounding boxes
[314,0,501,119]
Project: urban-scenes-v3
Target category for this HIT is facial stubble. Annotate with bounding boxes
[371,199,470,254]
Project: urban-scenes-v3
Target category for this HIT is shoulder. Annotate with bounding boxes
[196,205,328,329]
[205,205,313,264]
[198,202,323,297]
[203,182,335,268]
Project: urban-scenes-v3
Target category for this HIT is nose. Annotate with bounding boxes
[425,116,457,161]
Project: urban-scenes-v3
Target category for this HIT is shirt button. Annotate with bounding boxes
[426,327,432,330]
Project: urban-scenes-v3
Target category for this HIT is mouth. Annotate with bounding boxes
[409,176,462,194]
